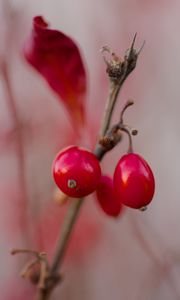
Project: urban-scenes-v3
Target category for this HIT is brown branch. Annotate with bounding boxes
[36,199,83,300]
[50,198,83,273]
[99,82,121,137]
[35,35,143,300]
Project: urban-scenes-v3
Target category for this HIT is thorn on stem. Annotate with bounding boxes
[130,33,137,52]
[137,40,145,56]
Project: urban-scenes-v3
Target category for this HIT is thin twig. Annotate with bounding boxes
[99,81,121,137]
[36,198,83,300]
[51,198,84,273]
[11,249,39,256]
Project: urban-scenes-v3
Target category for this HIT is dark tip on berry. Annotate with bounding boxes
[139,206,147,212]
[68,179,77,189]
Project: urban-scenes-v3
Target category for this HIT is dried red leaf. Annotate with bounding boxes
[23,16,87,128]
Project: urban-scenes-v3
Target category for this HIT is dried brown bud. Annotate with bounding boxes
[27,263,41,284]
[101,34,144,83]
[21,261,41,285]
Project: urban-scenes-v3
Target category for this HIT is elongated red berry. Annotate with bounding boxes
[96,175,123,217]
[113,153,155,209]
[52,146,101,198]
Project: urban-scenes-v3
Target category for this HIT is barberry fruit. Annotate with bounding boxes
[96,175,123,217]
[113,153,155,209]
[53,146,101,198]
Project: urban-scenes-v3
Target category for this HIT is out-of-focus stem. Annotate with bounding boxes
[1,61,29,242]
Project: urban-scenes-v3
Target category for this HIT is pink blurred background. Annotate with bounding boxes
[1,0,180,299]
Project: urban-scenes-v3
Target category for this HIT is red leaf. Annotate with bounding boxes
[23,16,87,128]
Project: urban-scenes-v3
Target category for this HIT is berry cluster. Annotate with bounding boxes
[50,34,155,219]
[52,144,155,216]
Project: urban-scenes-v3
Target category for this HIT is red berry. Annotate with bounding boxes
[52,146,101,198]
[113,153,155,209]
[96,175,123,217]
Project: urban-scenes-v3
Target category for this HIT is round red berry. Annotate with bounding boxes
[113,153,155,209]
[96,175,123,217]
[52,146,101,198]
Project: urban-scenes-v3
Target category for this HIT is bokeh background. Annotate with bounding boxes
[1,0,180,299]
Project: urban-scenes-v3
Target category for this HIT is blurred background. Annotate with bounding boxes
[1,0,180,299]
